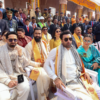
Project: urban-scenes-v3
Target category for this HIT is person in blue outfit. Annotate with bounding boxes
[77,34,100,86]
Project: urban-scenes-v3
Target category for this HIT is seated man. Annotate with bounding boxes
[44,31,100,100]
[25,27,51,100]
[0,32,30,100]
[73,26,83,48]
[42,26,52,52]
[17,28,32,47]
[77,34,100,86]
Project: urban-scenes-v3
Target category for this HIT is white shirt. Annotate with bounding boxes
[64,49,77,81]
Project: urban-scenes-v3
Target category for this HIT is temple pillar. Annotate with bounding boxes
[76,5,83,18]
[88,9,93,21]
[59,0,67,15]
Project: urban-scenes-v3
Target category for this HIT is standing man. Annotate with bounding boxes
[35,7,41,23]
[29,17,37,30]
[0,1,6,18]
[95,19,100,42]
[5,10,18,32]
[83,20,89,34]
[0,11,9,40]
[17,28,32,47]
[23,4,36,21]
[21,19,34,38]
[18,8,27,24]
[73,26,83,48]
[72,18,84,35]
[37,16,46,28]
[0,32,30,100]
[53,11,59,21]
[62,18,72,32]
[13,10,24,27]
[50,18,58,36]
[44,31,100,100]
[45,16,53,32]
[42,8,48,22]
[71,15,76,25]
[25,27,51,100]
[58,12,65,23]
[47,8,53,21]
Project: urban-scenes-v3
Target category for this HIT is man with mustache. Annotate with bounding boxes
[73,26,83,48]
[25,27,51,100]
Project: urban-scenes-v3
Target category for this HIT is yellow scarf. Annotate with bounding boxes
[32,38,45,63]
[55,47,99,100]
[73,33,83,48]
[29,38,47,81]
[42,33,50,44]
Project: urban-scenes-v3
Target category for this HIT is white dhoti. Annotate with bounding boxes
[36,68,51,100]
[57,83,100,100]
[0,76,30,100]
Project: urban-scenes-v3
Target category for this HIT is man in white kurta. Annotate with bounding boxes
[42,26,52,53]
[0,32,30,100]
[44,31,100,100]
[25,27,51,100]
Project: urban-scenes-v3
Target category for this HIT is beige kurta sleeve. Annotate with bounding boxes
[25,42,41,67]
[0,63,11,86]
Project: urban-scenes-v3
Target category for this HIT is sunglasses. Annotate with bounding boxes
[56,31,61,33]
[43,29,47,31]
[83,40,91,43]
[64,38,72,42]
[8,39,17,42]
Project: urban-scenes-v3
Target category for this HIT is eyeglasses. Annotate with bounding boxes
[83,39,91,43]
[56,31,61,33]
[43,29,47,31]
[8,39,17,42]
[64,38,72,42]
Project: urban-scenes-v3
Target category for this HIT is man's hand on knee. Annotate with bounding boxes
[54,78,66,91]
[8,80,18,88]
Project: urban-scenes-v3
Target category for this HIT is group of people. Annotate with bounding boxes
[0,1,100,100]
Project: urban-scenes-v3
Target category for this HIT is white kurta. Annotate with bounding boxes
[64,49,77,81]
[44,47,100,100]
[25,41,51,100]
[0,44,30,100]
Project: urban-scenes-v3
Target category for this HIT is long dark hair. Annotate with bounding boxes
[52,27,61,40]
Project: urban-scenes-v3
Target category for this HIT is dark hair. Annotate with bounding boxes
[6,32,18,39]
[52,27,61,40]
[34,27,41,33]
[25,19,30,22]
[42,26,48,30]
[74,26,81,31]
[60,30,71,40]
[87,25,92,30]
[83,34,93,41]
[17,28,25,33]
[32,17,36,19]
[2,30,9,36]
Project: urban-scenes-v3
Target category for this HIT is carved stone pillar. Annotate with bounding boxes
[88,9,93,21]
[59,0,67,15]
[95,11,100,21]
[76,5,83,18]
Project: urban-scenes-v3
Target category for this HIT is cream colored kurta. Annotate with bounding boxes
[0,44,30,100]
[44,47,100,100]
[25,41,51,100]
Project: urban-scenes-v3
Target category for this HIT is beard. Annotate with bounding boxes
[34,36,41,42]
[9,44,16,48]
[63,42,71,48]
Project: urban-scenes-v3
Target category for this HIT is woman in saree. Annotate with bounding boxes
[77,34,100,86]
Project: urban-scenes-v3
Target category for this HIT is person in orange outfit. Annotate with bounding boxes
[71,15,76,25]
